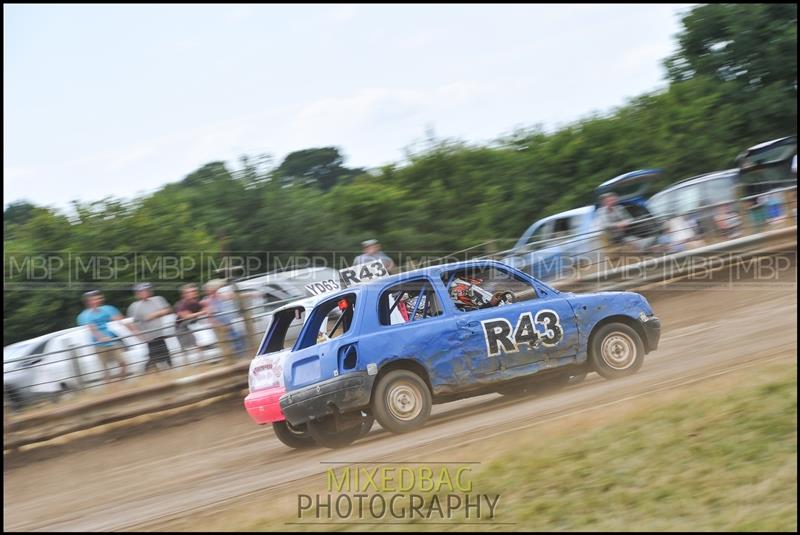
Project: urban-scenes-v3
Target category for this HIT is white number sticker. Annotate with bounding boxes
[339,260,390,288]
[304,278,341,297]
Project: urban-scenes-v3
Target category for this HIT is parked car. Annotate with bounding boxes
[646,169,741,245]
[735,136,797,227]
[4,331,69,410]
[223,266,342,334]
[503,169,664,280]
[278,259,660,448]
[735,135,797,197]
[4,320,146,410]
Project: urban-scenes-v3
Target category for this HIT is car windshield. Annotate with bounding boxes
[740,141,796,168]
[738,138,797,192]
[3,342,36,363]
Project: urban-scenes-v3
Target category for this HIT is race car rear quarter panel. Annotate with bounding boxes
[566,291,654,347]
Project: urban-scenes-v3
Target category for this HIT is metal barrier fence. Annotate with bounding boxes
[3,186,797,416]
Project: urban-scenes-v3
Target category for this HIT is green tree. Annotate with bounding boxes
[276,147,363,192]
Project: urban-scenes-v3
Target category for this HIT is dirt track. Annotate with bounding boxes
[4,274,797,531]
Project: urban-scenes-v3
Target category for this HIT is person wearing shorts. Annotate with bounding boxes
[77,290,130,384]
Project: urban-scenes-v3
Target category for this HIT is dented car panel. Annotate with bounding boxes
[279,260,660,426]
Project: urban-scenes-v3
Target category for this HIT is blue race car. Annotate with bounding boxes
[279,259,660,448]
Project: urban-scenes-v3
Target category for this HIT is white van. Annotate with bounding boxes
[4,321,144,410]
[3,316,221,411]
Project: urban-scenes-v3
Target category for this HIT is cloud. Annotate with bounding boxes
[293,81,494,130]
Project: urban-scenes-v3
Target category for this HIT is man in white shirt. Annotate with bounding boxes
[127,282,173,371]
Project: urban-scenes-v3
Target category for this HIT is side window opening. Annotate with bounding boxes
[441,266,538,312]
[552,217,572,239]
[379,279,444,326]
[525,220,555,250]
[703,176,736,205]
[259,306,305,354]
[296,293,357,350]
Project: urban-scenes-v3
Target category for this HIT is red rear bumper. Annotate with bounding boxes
[244,386,285,424]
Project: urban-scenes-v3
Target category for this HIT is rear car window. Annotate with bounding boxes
[259,306,305,354]
[295,293,356,350]
[379,279,443,326]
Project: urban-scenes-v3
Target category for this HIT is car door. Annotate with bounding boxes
[380,276,500,376]
[441,265,579,378]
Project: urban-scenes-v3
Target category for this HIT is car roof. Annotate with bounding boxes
[650,168,738,198]
[596,168,664,192]
[744,136,796,153]
[233,266,338,287]
[536,205,595,223]
[270,295,323,314]
[313,259,531,303]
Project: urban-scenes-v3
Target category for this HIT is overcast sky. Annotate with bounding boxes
[4,3,694,209]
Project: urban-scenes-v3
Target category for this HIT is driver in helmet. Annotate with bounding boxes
[448,273,511,311]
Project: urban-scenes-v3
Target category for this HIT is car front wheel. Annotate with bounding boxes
[590,322,645,379]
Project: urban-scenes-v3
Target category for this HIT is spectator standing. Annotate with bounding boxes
[127,282,173,371]
[596,192,633,246]
[77,290,129,384]
[664,214,706,252]
[713,203,742,239]
[353,238,396,272]
[596,192,657,252]
[174,283,205,360]
[202,279,246,361]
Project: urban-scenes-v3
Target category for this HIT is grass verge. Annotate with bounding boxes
[165,360,798,532]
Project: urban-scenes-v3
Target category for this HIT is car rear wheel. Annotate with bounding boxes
[372,370,432,434]
[271,420,316,449]
[307,411,373,449]
[590,322,645,379]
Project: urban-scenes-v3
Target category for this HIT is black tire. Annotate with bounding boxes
[590,322,645,379]
[496,379,543,398]
[358,412,375,437]
[568,369,589,385]
[5,386,27,412]
[496,368,575,398]
[307,412,369,449]
[372,369,432,434]
[271,420,316,449]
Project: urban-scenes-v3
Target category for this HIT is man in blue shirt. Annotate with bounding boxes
[77,290,132,384]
